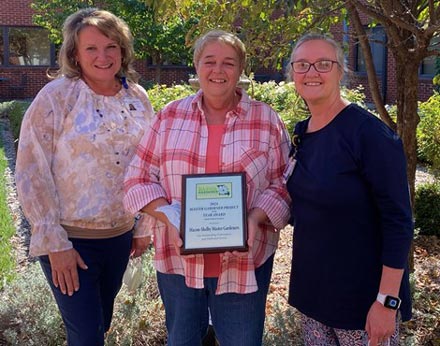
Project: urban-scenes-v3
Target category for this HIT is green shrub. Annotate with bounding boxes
[250,80,308,135]
[146,83,194,112]
[415,181,440,236]
[0,100,31,140]
[417,92,440,168]
[0,262,65,345]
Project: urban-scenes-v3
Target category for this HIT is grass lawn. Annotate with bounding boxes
[0,140,16,290]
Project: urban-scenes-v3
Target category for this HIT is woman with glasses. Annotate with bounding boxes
[284,33,413,346]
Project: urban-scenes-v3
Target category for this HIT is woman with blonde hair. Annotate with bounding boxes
[15,8,154,345]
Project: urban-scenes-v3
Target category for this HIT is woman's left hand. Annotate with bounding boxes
[365,301,397,346]
[130,236,151,258]
[224,208,266,258]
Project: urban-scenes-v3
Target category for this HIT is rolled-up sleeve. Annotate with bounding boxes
[254,114,291,230]
[123,118,168,214]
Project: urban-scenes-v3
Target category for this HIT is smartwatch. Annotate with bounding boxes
[376,292,401,310]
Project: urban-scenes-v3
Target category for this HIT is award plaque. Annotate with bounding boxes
[180,172,248,254]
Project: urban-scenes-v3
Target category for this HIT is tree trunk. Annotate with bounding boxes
[154,65,162,84]
[347,3,396,130]
[394,58,419,207]
[394,55,420,271]
[151,54,163,84]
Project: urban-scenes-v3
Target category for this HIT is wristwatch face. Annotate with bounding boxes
[384,296,401,310]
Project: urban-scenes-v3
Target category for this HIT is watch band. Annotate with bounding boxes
[376,292,401,310]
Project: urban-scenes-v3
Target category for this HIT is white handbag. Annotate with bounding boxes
[122,256,144,293]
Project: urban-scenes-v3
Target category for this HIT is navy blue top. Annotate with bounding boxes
[286,104,413,330]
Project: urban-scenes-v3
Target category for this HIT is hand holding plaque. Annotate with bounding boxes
[180,173,248,254]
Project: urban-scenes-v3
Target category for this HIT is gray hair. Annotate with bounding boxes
[193,30,246,72]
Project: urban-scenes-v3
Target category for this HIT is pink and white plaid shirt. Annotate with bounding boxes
[124,88,291,294]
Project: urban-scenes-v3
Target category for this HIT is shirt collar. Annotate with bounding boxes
[191,87,251,120]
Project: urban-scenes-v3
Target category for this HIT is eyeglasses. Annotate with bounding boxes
[290,60,339,74]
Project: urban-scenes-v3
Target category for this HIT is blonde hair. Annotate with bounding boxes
[54,8,138,82]
[193,30,246,72]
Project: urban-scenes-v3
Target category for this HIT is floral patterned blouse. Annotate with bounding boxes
[15,77,154,256]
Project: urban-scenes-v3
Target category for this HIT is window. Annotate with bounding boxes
[0,27,7,66]
[420,36,439,76]
[421,55,437,75]
[355,26,386,74]
[8,27,51,66]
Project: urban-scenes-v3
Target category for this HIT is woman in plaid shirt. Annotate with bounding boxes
[124,30,290,346]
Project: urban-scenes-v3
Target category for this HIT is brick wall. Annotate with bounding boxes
[0,0,34,25]
[135,62,195,86]
[0,67,52,100]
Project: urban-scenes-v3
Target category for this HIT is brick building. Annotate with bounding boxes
[0,0,436,103]
[332,15,437,104]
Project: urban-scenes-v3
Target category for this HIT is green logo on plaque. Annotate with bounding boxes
[196,182,232,199]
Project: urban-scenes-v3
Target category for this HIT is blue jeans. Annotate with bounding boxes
[157,255,274,346]
[39,231,132,346]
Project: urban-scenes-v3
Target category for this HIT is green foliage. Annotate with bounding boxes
[31,0,196,65]
[30,0,345,77]
[341,85,367,108]
[184,0,342,72]
[0,262,65,345]
[263,303,302,346]
[0,145,16,290]
[415,182,440,236]
[417,92,440,168]
[433,56,440,91]
[0,100,31,140]
[146,83,194,112]
[250,80,308,135]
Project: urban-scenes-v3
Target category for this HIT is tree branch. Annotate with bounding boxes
[429,0,437,25]
[349,0,422,35]
[347,1,396,130]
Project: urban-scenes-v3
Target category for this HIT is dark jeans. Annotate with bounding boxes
[157,254,274,346]
[39,231,132,346]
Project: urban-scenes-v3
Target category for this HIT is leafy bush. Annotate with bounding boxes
[146,83,194,112]
[0,100,31,140]
[415,182,440,236]
[249,80,308,135]
[417,92,440,168]
[0,262,65,345]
